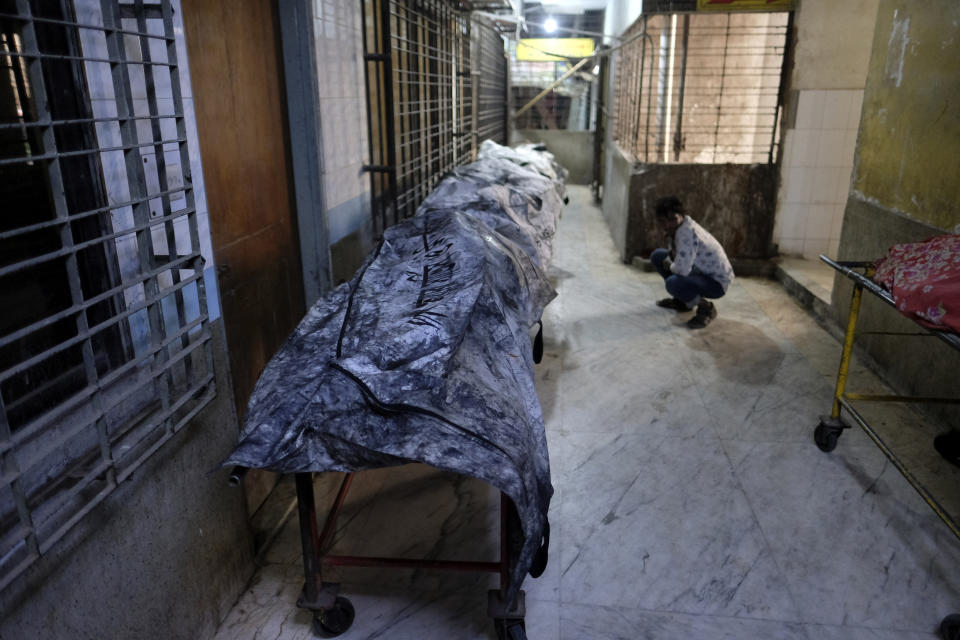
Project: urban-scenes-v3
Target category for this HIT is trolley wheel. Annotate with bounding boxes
[312,596,355,637]
[941,613,960,640]
[494,618,527,640]
[814,421,841,453]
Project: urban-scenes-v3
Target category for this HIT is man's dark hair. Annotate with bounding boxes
[654,196,685,218]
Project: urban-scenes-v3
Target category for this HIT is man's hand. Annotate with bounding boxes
[663,257,673,272]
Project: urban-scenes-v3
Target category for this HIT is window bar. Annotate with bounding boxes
[12,315,209,455]
[770,12,793,164]
[360,0,378,233]
[0,10,173,42]
[395,5,408,220]
[0,391,40,587]
[634,19,647,160]
[0,47,178,67]
[380,0,398,227]
[101,0,173,434]
[672,14,690,162]
[416,10,428,208]
[712,14,731,164]
[643,17,656,163]
[16,0,117,491]
[133,0,193,391]
[372,0,386,232]
[0,113,186,131]
[0,205,197,280]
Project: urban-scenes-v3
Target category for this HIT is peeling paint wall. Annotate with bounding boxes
[853,0,960,229]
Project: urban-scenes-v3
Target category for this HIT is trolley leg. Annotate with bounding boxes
[294,472,355,637]
[489,494,527,640]
[833,282,864,419]
[816,282,864,452]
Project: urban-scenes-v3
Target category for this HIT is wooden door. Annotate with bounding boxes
[182,0,305,515]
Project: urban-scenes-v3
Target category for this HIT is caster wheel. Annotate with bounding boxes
[814,421,840,452]
[313,596,355,637]
[941,613,960,640]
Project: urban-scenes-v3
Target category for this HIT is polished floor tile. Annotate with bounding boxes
[214,186,957,639]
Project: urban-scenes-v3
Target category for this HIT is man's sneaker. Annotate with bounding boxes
[656,297,693,312]
[687,300,717,329]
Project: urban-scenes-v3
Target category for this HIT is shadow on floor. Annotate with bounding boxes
[683,317,785,385]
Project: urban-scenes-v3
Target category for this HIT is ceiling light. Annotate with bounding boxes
[544,17,558,33]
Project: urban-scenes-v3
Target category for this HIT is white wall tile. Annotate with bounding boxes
[777,203,808,240]
[847,89,865,130]
[805,204,833,238]
[803,236,829,260]
[811,168,840,204]
[796,90,824,130]
[789,130,818,168]
[784,167,811,203]
[816,128,850,168]
[779,236,804,256]
[842,129,859,163]
[830,204,847,241]
[821,91,851,130]
[833,165,853,204]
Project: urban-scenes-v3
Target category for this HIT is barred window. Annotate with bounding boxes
[613,11,790,164]
[0,0,214,590]
[362,0,507,233]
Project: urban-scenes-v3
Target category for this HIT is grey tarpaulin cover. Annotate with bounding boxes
[224,141,565,604]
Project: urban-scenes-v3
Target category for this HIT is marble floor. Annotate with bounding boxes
[213,186,960,640]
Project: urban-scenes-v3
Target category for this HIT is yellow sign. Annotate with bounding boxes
[516,38,596,62]
[697,0,795,10]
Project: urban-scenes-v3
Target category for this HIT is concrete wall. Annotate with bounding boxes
[773,0,879,259]
[602,143,635,257]
[601,144,778,264]
[515,130,595,185]
[603,0,643,44]
[627,163,778,262]
[314,0,375,285]
[0,325,253,640]
[833,0,960,429]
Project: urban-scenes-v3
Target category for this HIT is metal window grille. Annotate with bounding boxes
[473,17,506,146]
[613,11,790,164]
[361,0,507,235]
[0,0,214,591]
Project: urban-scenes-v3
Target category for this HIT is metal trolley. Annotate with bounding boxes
[227,327,547,639]
[292,471,531,639]
[814,255,960,638]
[228,467,533,639]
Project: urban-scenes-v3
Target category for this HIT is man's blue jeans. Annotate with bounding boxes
[650,248,725,307]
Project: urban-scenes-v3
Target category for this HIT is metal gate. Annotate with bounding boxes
[361,0,507,235]
[613,11,791,164]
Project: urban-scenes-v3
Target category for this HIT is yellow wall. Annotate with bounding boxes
[853,0,960,230]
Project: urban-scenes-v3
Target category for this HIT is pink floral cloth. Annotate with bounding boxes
[873,234,960,333]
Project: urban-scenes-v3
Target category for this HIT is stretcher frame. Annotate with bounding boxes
[291,470,528,639]
[815,255,960,637]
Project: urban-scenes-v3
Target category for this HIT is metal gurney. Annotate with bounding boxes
[224,142,565,637]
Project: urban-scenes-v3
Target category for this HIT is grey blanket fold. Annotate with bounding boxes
[224,141,564,604]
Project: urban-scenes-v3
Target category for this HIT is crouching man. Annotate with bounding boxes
[650,195,734,329]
